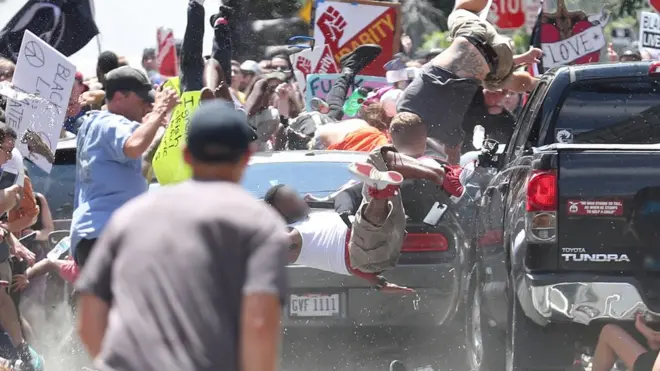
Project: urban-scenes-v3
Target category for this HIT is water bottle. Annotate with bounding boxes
[343,87,369,117]
[472,125,485,150]
[47,236,70,261]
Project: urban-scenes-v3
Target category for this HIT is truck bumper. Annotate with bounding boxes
[526,275,653,325]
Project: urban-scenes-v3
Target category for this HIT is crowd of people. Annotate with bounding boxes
[0,0,656,370]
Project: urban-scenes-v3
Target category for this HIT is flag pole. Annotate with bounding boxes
[88,0,102,54]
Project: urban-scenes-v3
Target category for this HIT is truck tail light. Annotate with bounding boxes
[402,233,448,252]
[526,170,557,242]
[649,62,660,76]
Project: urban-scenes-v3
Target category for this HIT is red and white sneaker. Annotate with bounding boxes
[348,162,403,189]
[442,161,476,203]
[348,162,403,199]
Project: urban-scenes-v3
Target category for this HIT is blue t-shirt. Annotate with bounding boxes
[70,111,148,253]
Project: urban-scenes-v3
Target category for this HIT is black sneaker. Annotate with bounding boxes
[209,5,234,28]
[389,360,407,371]
[339,44,382,74]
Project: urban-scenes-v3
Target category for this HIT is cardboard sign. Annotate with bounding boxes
[540,1,609,69]
[640,12,660,51]
[157,28,178,78]
[4,30,75,173]
[296,0,400,77]
[567,200,624,216]
[152,91,201,185]
[304,73,387,112]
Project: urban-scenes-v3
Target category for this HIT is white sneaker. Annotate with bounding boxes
[348,162,403,190]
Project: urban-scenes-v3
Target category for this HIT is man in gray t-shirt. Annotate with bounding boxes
[76,100,289,371]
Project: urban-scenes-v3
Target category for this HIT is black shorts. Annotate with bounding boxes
[74,238,97,268]
[634,350,659,371]
[397,64,480,147]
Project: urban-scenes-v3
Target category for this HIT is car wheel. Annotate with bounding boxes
[466,264,504,371]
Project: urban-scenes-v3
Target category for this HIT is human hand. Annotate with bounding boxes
[11,241,35,266]
[153,87,180,116]
[275,83,291,99]
[607,43,619,62]
[11,274,28,292]
[516,47,543,65]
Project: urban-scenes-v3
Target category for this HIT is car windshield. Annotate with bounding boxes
[554,81,660,144]
[241,161,354,199]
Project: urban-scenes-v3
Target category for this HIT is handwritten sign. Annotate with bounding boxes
[152,91,201,185]
[541,7,609,68]
[304,73,388,113]
[4,30,75,173]
[640,12,660,51]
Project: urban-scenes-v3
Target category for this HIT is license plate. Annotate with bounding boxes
[289,293,343,318]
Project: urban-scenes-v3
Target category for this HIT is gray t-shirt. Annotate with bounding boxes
[76,180,289,371]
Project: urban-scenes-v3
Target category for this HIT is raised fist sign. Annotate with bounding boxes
[296,56,313,75]
[317,6,347,47]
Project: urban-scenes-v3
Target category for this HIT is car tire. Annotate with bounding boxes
[505,280,576,371]
[466,264,505,371]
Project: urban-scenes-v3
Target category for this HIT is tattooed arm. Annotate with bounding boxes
[431,38,490,80]
[141,127,166,181]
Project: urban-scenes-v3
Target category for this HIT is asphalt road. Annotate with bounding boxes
[281,326,467,371]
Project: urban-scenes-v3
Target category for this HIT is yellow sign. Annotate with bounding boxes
[163,77,181,96]
[152,91,201,185]
[298,0,312,24]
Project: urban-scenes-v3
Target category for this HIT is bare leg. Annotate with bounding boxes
[592,324,647,371]
[20,317,33,344]
[0,290,23,347]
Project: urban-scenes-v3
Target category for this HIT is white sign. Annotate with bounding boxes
[4,30,75,173]
[640,11,660,51]
[289,293,341,317]
[542,9,609,68]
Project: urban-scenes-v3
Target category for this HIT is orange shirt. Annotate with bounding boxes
[327,126,390,152]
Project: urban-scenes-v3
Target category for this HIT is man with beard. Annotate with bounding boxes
[396,0,542,164]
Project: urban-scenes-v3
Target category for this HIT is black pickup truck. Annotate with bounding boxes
[465,61,660,371]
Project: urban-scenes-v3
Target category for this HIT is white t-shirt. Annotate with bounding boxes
[290,211,351,275]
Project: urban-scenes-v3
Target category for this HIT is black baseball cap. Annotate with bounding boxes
[105,66,156,103]
[187,100,257,163]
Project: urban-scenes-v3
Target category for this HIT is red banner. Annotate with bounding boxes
[157,28,178,78]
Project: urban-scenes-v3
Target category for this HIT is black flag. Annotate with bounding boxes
[528,0,545,74]
[0,0,99,62]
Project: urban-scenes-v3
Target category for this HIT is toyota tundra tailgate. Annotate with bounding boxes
[554,144,660,271]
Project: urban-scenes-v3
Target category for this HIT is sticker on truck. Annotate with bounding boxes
[555,128,574,143]
[567,200,624,216]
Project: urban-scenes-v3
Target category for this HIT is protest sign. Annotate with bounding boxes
[297,0,400,77]
[163,76,181,96]
[152,91,201,185]
[4,30,75,173]
[540,1,609,69]
[304,73,388,113]
[640,12,660,52]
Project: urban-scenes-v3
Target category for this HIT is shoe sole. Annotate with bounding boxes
[348,162,403,188]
